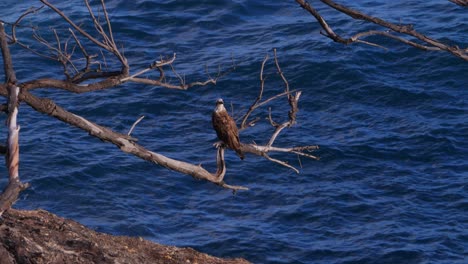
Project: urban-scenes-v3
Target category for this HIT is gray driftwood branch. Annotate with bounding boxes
[238,49,319,173]
[295,0,468,60]
[5,0,221,91]
[0,23,29,216]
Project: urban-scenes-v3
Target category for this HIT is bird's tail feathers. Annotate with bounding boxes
[236,149,245,160]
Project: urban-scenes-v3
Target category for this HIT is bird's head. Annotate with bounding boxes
[214,98,226,113]
[216,98,224,105]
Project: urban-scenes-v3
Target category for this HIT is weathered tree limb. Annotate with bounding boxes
[236,49,319,173]
[21,0,218,93]
[240,54,299,130]
[0,25,16,85]
[40,0,127,65]
[240,55,268,129]
[7,6,44,45]
[295,0,468,60]
[0,83,30,216]
[257,50,318,171]
[0,85,248,191]
[5,1,217,92]
[0,23,29,216]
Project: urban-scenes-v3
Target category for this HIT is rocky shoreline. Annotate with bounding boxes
[0,209,250,264]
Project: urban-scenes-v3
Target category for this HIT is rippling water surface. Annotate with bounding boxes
[1,1,467,263]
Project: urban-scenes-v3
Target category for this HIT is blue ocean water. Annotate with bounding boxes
[1,0,467,263]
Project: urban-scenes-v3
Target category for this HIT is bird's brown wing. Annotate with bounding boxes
[225,116,241,149]
[212,111,228,143]
[212,111,244,159]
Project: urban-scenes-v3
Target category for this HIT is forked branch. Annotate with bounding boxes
[7,0,218,91]
[295,0,468,60]
[234,49,319,173]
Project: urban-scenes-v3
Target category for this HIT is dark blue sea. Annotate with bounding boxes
[1,1,467,263]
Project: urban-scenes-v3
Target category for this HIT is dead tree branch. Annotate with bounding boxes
[7,6,45,45]
[295,0,468,60]
[127,116,145,136]
[235,49,319,173]
[0,86,248,191]
[4,0,218,91]
[0,23,29,216]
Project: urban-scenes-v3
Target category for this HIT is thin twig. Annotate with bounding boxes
[127,115,145,136]
[120,53,177,82]
[264,154,300,174]
[240,54,269,129]
[273,48,289,92]
[9,6,45,44]
[100,0,115,46]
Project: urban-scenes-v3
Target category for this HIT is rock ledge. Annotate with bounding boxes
[0,209,250,264]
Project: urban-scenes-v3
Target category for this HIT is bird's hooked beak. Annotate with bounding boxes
[216,98,224,105]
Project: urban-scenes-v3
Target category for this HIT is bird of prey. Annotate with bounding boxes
[212,98,244,160]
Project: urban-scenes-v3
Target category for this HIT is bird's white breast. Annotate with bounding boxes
[215,104,226,113]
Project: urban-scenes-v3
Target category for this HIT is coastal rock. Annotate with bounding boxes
[0,209,250,264]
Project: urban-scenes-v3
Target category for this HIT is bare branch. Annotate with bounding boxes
[295,0,468,60]
[7,2,218,94]
[1,24,17,84]
[127,115,145,136]
[240,54,268,129]
[0,23,29,215]
[120,54,177,82]
[234,50,318,173]
[239,55,300,130]
[238,143,319,172]
[21,76,125,93]
[5,85,20,179]
[100,0,115,46]
[8,6,45,44]
[125,77,217,90]
[40,0,128,67]
[70,71,123,84]
[40,0,106,51]
[0,84,246,190]
[265,154,300,174]
[273,49,289,92]
[350,30,439,51]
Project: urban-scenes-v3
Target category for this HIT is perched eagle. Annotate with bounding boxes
[212,98,244,160]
